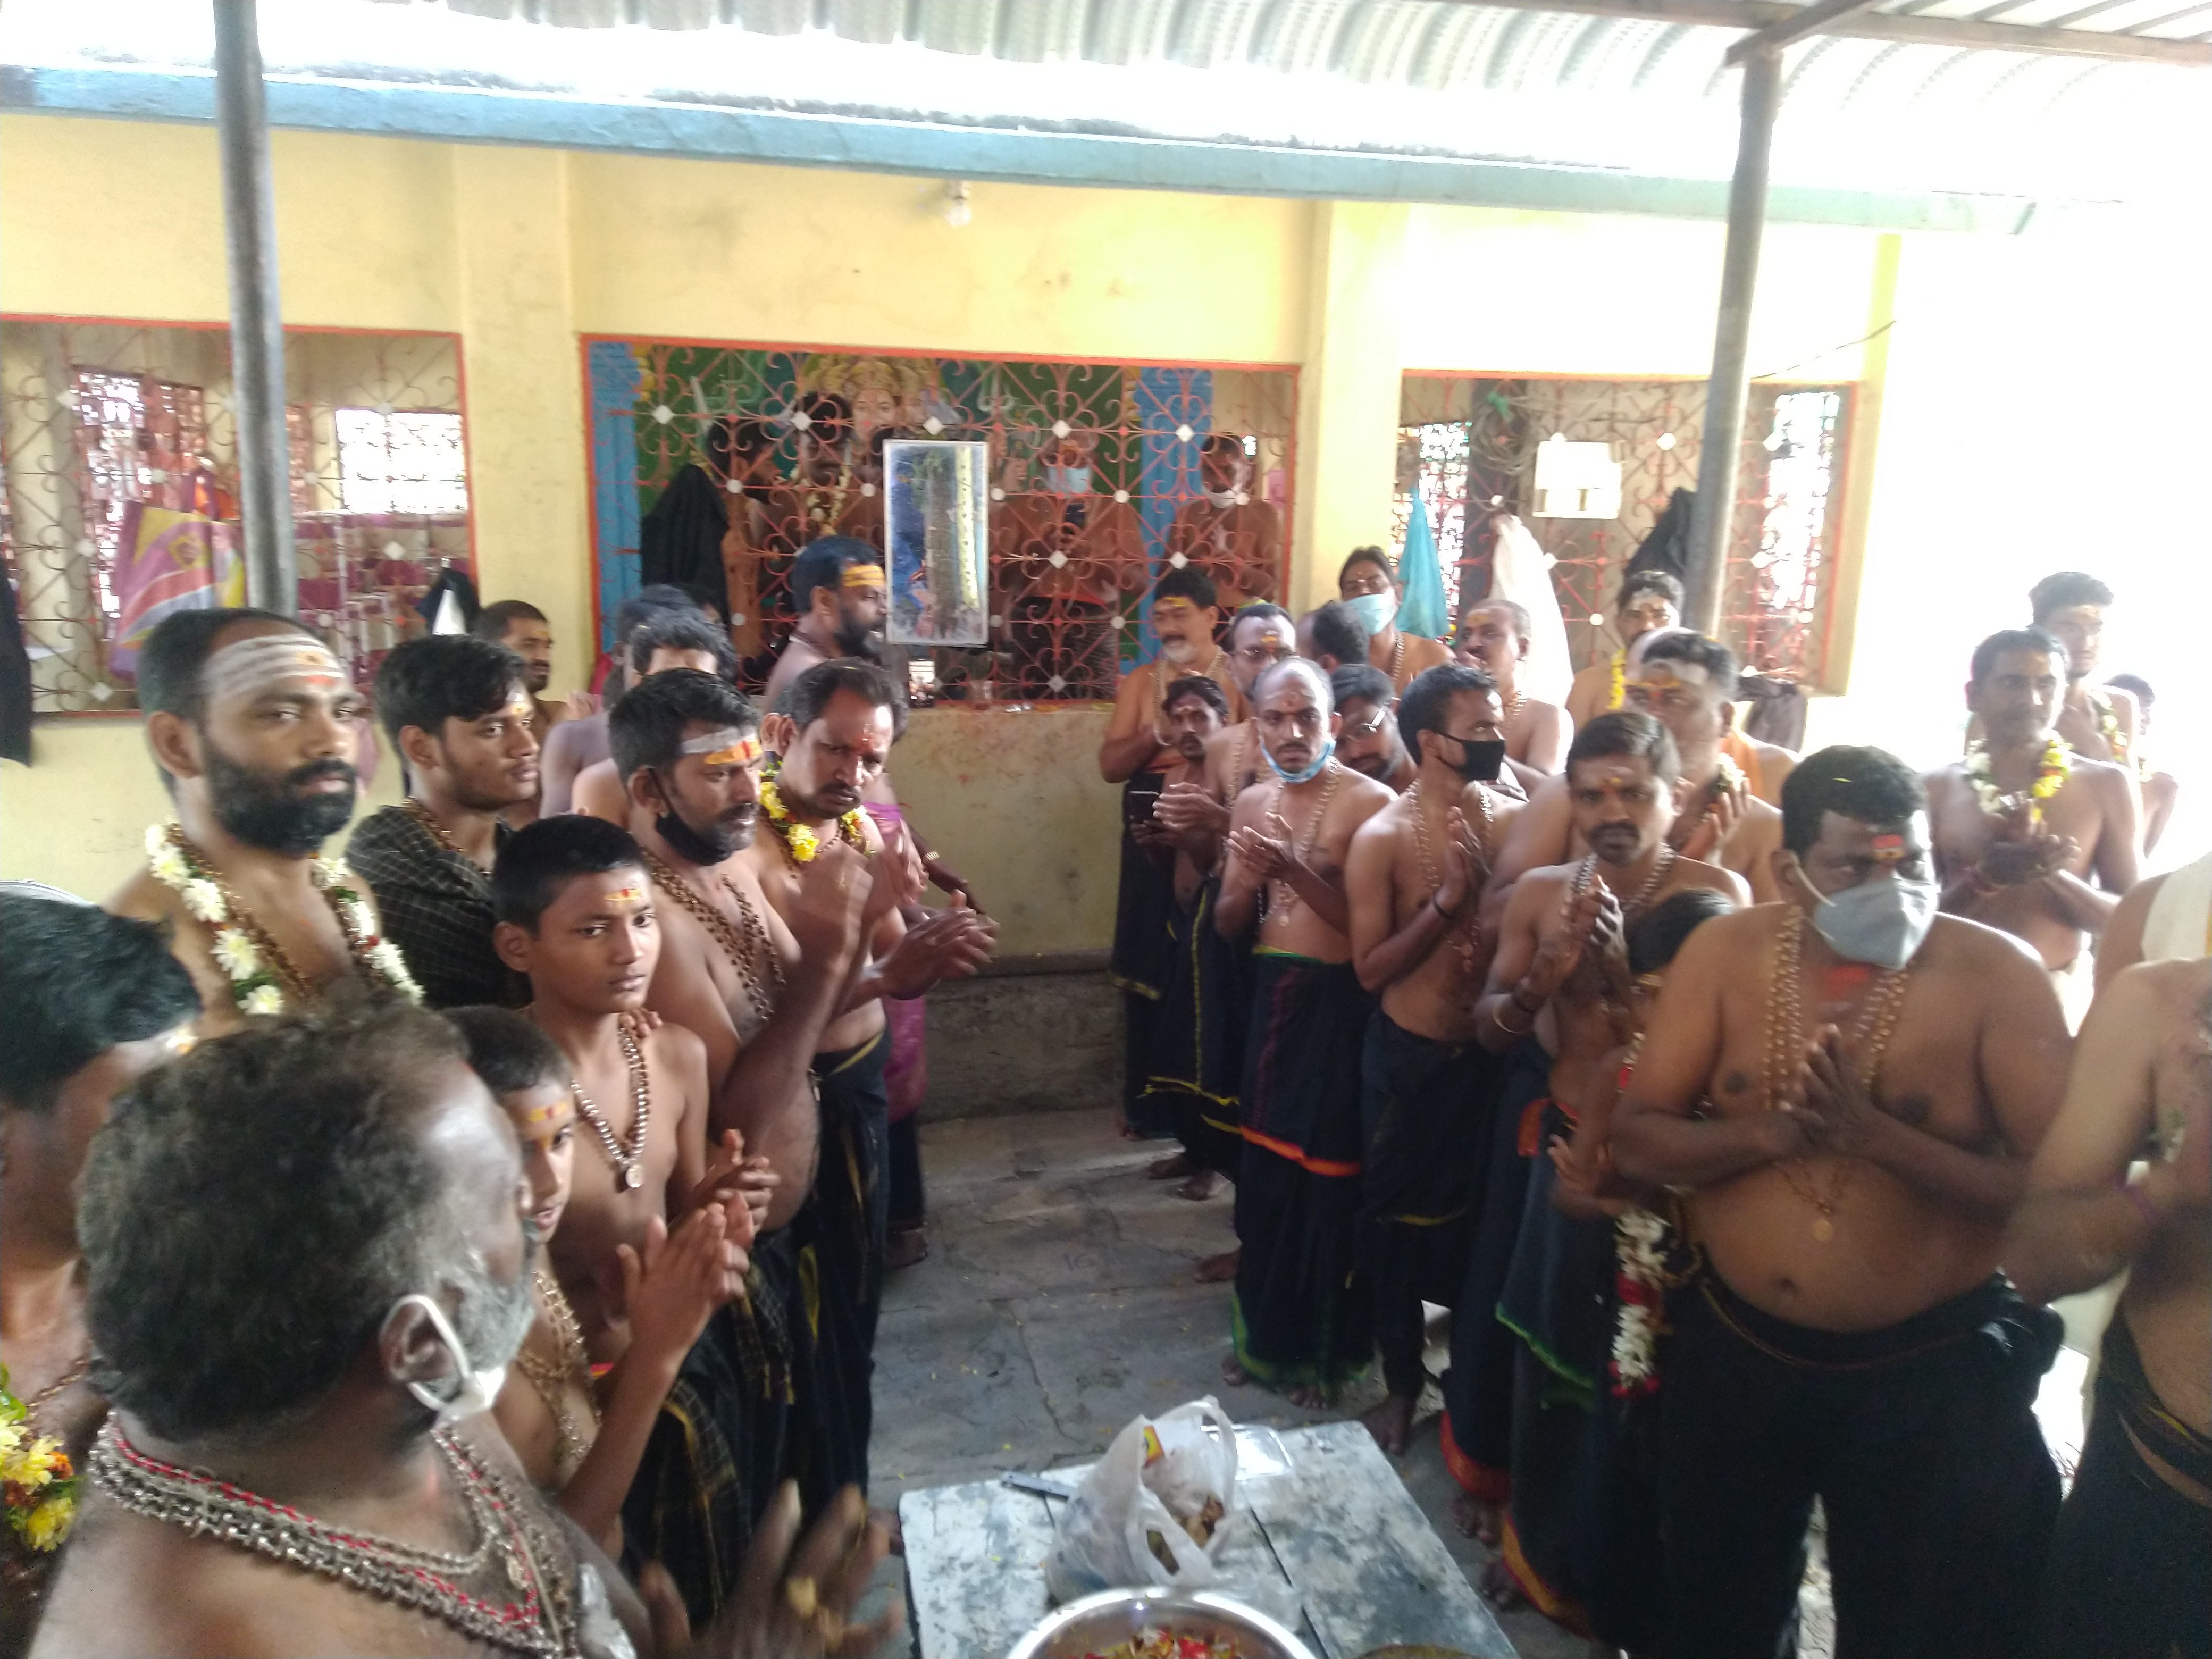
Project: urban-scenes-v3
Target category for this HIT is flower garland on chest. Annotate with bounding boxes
[2,1363,81,1554]
[1963,735,2071,824]
[145,824,421,1014]
[1606,649,1626,712]
[756,759,868,866]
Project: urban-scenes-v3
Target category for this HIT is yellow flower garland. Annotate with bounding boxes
[1,1365,79,1555]
[1607,649,1626,712]
[758,777,866,865]
[1963,735,2072,825]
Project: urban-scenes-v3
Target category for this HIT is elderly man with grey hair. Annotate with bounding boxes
[34,998,900,1659]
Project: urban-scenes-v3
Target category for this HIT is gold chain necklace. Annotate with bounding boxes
[1572,846,1679,923]
[565,1022,652,1192]
[399,796,464,856]
[638,847,783,1023]
[1387,631,1407,690]
[1502,689,1528,725]
[510,1271,599,1480]
[1764,905,1913,1241]
[23,1350,92,1425]
[1406,778,1490,978]
[1261,760,1344,922]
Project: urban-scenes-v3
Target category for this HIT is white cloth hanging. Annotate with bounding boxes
[1488,514,1572,707]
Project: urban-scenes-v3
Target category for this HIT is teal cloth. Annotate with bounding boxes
[1396,494,1449,640]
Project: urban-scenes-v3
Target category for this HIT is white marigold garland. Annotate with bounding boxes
[145,824,421,1014]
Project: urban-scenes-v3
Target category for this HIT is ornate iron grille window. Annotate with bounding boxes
[1,319,473,712]
[584,339,1295,702]
[1392,374,1853,686]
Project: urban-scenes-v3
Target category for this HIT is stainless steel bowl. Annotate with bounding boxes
[1005,1588,1316,1659]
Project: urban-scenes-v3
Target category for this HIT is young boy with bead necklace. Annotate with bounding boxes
[446,1005,738,1553]
[489,816,754,1365]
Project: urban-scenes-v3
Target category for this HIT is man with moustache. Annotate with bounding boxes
[1099,572,1241,1136]
[1332,663,1416,793]
[2025,570,2145,772]
[471,599,572,750]
[1929,628,2138,1009]
[1338,546,1448,695]
[1135,673,1236,1199]
[744,659,996,1502]
[33,998,900,1659]
[1215,657,1395,1406]
[1453,597,1571,776]
[1165,434,1284,612]
[108,608,413,1033]
[1343,663,1523,1453]
[1613,748,2068,1659]
[540,585,703,816]
[1178,603,1300,830]
[760,538,888,714]
[1472,713,1743,1620]
[348,634,541,1009]
[572,609,737,824]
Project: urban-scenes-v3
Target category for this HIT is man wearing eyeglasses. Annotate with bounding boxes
[1331,663,1415,794]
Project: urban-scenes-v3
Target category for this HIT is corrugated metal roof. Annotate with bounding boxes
[3,0,2203,211]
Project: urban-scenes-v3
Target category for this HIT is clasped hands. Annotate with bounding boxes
[1974,802,2075,891]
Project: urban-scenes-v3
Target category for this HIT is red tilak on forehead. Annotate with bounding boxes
[1870,833,1908,862]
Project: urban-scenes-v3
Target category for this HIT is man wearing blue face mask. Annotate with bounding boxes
[1613,746,2072,1659]
[1338,546,1447,695]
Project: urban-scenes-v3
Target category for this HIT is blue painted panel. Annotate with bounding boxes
[0,65,2034,233]
[1134,368,1212,664]
[586,339,643,651]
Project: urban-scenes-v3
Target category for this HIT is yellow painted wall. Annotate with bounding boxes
[6,112,2201,932]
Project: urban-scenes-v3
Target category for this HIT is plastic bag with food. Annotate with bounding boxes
[1044,1398,1240,1602]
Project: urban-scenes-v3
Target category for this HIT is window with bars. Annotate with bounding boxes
[585,339,1296,703]
[1,319,472,712]
[1390,374,1852,686]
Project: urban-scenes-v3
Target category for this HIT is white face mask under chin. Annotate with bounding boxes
[394,1293,508,1428]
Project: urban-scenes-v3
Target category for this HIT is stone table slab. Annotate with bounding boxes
[900,1419,1516,1659]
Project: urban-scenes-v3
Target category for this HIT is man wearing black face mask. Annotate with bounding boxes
[108,608,410,1035]
[349,635,540,1010]
[1613,747,2071,1659]
[1343,664,1524,1454]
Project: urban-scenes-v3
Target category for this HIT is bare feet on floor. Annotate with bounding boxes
[1174,1170,1226,1202]
[1478,1556,1526,1611]
[1220,1356,1249,1388]
[1286,1385,1327,1410]
[872,1505,905,1557]
[1362,1391,1418,1455]
[1146,1151,1196,1179]
[884,1227,928,1270]
[1451,1492,1504,1547]
[1194,1249,1240,1283]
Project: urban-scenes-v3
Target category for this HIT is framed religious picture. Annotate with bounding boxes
[884,438,990,647]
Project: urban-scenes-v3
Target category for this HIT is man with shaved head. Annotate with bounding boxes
[1214,655,1394,1406]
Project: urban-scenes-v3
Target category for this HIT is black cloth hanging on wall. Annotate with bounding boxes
[639,465,730,621]
[1622,487,1694,594]
[415,565,482,634]
[0,574,31,766]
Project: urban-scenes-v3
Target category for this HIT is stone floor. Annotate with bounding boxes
[869,1108,1586,1659]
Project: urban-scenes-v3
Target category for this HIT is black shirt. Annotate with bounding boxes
[346,806,527,1010]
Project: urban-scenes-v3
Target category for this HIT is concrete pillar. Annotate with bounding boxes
[449,146,594,692]
[1289,200,1409,618]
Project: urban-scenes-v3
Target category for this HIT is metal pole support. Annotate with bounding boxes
[1684,45,1781,638]
[214,0,297,617]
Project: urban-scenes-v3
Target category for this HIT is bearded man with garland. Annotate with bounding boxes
[32,996,900,1659]
[1928,627,2138,1013]
[1612,748,2069,1659]
[107,608,417,1034]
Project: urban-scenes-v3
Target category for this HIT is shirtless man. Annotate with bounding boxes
[2004,958,2210,1659]
[1468,710,1744,1599]
[2030,569,2144,770]
[1613,746,2069,1659]
[108,607,408,1034]
[1097,570,1240,784]
[471,601,573,779]
[36,997,898,1659]
[1331,663,1416,794]
[539,584,702,817]
[1171,605,1298,836]
[1563,569,1680,730]
[743,659,995,1498]
[0,897,197,1658]
[1337,546,1448,695]
[1344,663,1525,1452]
[1929,627,2139,996]
[996,432,1147,699]
[759,537,887,716]
[1164,435,1282,613]
[488,816,728,1360]
[573,610,733,824]
[2098,844,2212,991]
[1453,597,1571,775]
[1303,600,1371,676]
[1487,629,1784,912]
[1214,658,1394,1405]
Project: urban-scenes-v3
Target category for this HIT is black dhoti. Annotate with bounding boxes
[1110,770,1178,1137]
[621,1227,798,1629]
[1229,953,1373,1396]
[1658,1270,2061,1659]
[1142,878,1249,1179]
[1441,1037,1545,1507]
[787,1028,889,1506]
[1358,1009,1496,1400]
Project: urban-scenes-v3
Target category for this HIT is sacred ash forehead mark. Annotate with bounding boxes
[201,631,347,704]
[1628,658,1712,690]
[841,562,887,590]
[680,727,764,767]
